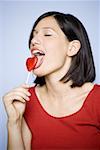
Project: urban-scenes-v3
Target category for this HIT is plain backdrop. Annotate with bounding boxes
[0,0,100,149]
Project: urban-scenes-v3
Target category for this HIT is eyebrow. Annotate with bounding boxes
[33,27,56,32]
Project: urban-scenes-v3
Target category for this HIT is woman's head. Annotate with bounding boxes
[29,11,96,87]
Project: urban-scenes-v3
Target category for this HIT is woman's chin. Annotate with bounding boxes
[33,70,46,77]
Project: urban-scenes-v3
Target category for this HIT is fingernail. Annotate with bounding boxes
[27,97,30,101]
[28,92,31,96]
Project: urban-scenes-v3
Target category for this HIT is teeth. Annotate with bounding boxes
[33,50,45,56]
[33,50,40,54]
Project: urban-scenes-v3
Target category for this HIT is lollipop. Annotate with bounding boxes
[25,56,38,84]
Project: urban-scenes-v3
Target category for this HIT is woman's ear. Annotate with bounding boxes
[67,40,81,56]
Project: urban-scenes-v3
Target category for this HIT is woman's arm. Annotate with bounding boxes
[7,118,32,150]
[3,84,31,150]
[22,118,32,150]
[7,119,25,150]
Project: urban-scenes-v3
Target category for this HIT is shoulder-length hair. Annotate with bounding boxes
[29,11,96,87]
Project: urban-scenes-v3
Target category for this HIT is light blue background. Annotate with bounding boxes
[0,0,100,149]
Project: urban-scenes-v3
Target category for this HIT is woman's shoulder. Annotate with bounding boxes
[95,84,100,88]
[81,83,100,108]
[93,84,100,96]
[89,84,100,111]
[92,84,100,122]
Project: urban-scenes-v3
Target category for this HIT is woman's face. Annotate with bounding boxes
[30,16,70,77]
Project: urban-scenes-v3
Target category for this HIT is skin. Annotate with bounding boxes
[31,17,79,77]
[3,84,32,150]
[3,16,94,149]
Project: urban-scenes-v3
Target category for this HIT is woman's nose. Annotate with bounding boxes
[31,36,41,46]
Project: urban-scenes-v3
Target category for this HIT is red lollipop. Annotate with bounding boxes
[25,56,38,84]
[26,57,38,71]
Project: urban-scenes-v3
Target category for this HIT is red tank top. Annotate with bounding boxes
[24,84,100,149]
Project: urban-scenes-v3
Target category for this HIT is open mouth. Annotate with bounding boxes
[33,50,45,56]
[32,49,45,69]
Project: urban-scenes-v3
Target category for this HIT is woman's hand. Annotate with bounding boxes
[3,84,31,123]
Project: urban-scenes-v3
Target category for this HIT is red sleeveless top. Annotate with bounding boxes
[24,84,100,150]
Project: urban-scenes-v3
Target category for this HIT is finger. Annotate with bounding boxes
[12,91,30,101]
[7,91,30,102]
[12,88,31,97]
[11,95,26,103]
[29,83,36,88]
[4,95,26,107]
[21,84,30,89]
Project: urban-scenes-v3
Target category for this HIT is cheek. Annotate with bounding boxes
[33,53,66,77]
[44,49,66,71]
[46,42,67,64]
[33,41,67,76]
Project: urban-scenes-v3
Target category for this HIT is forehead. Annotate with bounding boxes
[34,16,61,31]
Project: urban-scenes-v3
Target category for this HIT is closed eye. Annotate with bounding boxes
[44,34,52,36]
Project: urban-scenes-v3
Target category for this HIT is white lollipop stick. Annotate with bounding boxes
[25,72,31,84]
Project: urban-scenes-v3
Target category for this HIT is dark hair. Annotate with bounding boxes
[29,11,96,87]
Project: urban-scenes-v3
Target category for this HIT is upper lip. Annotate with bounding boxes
[30,47,45,56]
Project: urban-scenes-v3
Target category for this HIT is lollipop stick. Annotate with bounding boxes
[25,72,31,84]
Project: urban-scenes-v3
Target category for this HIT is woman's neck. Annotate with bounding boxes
[42,76,93,102]
[44,76,73,100]
[43,57,72,98]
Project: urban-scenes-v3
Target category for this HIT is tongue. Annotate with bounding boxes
[34,55,44,69]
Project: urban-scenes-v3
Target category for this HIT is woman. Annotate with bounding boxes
[3,11,100,149]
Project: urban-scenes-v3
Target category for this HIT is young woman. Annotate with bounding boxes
[3,11,100,150]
